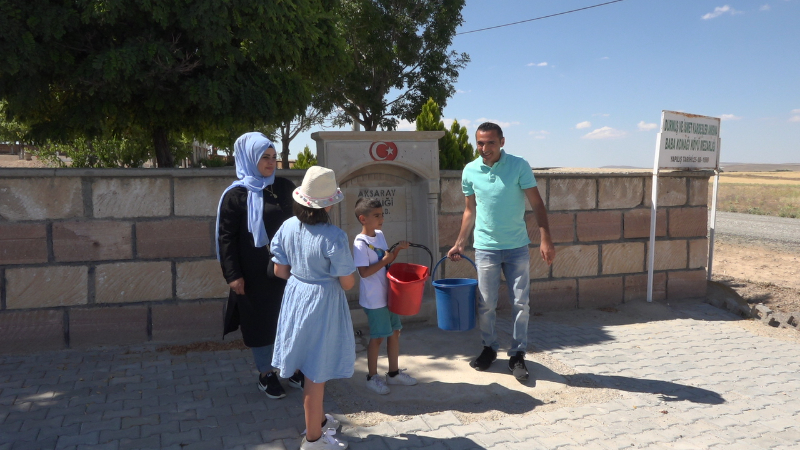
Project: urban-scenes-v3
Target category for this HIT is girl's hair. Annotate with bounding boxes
[293,202,330,225]
[354,197,382,220]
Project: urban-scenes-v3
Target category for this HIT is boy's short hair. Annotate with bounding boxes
[354,197,383,220]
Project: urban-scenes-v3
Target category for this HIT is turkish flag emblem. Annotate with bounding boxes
[369,141,398,161]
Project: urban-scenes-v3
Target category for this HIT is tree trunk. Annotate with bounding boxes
[281,136,291,169]
[153,127,174,168]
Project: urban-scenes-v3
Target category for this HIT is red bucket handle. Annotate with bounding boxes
[388,242,433,273]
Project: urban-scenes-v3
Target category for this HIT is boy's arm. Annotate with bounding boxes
[357,253,394,278]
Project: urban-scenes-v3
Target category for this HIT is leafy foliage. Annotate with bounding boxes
[31,130,191,168]
[327,0,469,131]
[0,0,348,166]
[416,98,475,170]
[294,145,318,169]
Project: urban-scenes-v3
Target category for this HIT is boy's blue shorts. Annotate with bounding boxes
[363,306,402,339]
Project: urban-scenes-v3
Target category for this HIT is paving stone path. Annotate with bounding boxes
[2,300,799,449]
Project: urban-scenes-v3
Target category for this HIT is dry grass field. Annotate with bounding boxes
[713,171,800,218]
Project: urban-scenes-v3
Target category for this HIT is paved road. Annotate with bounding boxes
[713,211,800,246]
[2,299,799,449]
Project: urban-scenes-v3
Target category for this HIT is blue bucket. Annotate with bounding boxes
[431,255,478,331]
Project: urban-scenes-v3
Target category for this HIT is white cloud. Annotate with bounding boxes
[456,89,471,94]
[790,115,800,123]
[592,113,610,117]
[791,109,800,114]
[600,56,610,60]
[582,127,627,140]
[526,62,548,67]
[702,5,742,19]
[473,118,520,129]
[720,114,742,121]
[395,119,415,131]
[760,4,771,11]
[575,121,592,129]
[637,121,658,131]
[528,130,550,140]
[442,118,472,130]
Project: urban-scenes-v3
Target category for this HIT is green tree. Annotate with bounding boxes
[0,0,347,167]
[415,98,475,170]
[294,145,318,169]
[327,0,469,131]
[275,102,331,169]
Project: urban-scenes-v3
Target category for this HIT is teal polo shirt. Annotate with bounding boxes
[462,150,537,250]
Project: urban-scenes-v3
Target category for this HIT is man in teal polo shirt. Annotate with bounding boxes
[447,122,555,381]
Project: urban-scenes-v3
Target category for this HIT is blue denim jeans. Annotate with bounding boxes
[474,246,531,356]
[251,344,274,373]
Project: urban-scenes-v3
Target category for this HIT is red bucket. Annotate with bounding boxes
[387,263,429,315]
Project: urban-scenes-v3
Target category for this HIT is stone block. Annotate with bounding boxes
[0,223,48,264]
[531,279,577,312]
[552,245,598,278]
[602,242,645,274]
[6,266,88,309]
[95,261,172,304]
[0,177,84,221]
[644,177,687,207]
[524,182,548,210]
[136,219,213,259]
[576,211,621,242]
[438,214,463,249]
[667,269,707,300]
[623,208,666,238]
[648,240,687,271]
[151,301,225,343]
[549,178,596,211]
[439,177,465,213]
[579,277,623,309]
[174,177,235,217]
[176,260,228,300]
[598,178,643,209]
[624,273,666,302]
[669,207,708,238]
[93,178,171,218]
[688,177,710,206]
[69,306,148,348]
[52,221,133,262]
[527,212,574,244]
[688,238,708,269]
[0,310,65,354]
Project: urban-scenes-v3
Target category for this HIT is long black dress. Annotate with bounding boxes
[218,177,296,347]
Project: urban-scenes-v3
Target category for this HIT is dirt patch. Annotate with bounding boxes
[711,236,800,316]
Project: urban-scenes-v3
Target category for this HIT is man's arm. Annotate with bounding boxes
[525,187,555,265]
[447,195,476,261]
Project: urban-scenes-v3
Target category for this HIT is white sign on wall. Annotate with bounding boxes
[654,110,721,170]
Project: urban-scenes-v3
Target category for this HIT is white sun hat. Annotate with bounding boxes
[292,166,345,209]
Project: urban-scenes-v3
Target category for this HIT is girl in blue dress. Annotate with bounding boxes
[270,166,356,450]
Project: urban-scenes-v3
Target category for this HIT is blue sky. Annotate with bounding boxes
[289,0,800,168]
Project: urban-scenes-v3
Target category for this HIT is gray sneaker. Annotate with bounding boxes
[508,351,529,381]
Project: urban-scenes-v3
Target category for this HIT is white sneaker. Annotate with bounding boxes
[301,429,348,449]
[386,369,417,386]
[365,375,390,394]
[302,413,340,435]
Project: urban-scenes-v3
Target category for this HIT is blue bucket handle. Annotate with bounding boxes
[432,255,477,281]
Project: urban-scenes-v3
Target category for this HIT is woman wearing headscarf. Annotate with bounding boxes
[216,132,300,399]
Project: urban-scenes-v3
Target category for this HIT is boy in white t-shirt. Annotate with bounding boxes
[353,198,417,395]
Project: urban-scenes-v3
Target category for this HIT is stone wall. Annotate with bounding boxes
[437,169,710,312]
[0,168,710,353]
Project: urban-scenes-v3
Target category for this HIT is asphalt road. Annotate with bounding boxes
[712,211,800,246]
